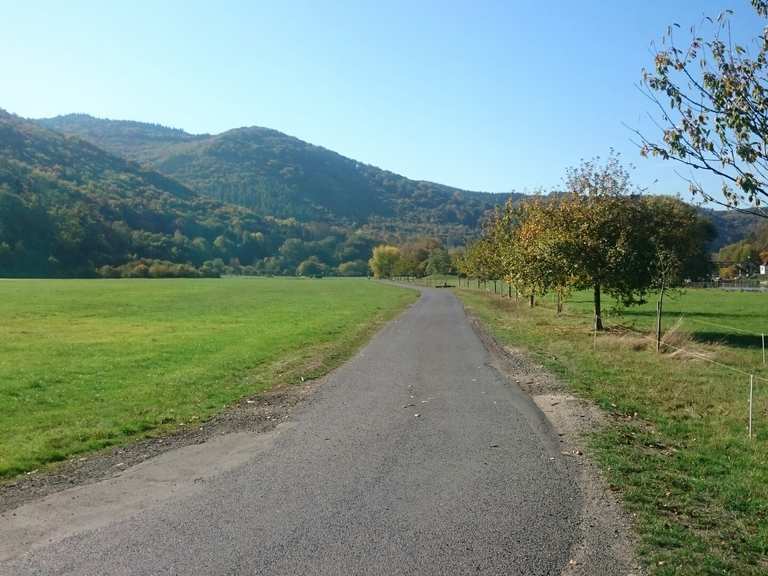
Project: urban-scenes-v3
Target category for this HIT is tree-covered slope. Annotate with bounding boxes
[38,114,513,236]
[700,208,767,251]
[0,110,375,276]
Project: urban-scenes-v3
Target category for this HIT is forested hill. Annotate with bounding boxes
[37,114,514,238]
[0,110,377,277]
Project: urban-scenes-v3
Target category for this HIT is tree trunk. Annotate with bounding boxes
[529,294,535,308]
[556,291,562,315]
[593,284,603,330]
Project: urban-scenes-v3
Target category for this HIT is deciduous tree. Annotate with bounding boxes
[638,1,768,216]
[368,245,401,279]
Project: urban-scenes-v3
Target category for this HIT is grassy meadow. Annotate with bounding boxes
[456,284,768,575]
[0,277,417,479]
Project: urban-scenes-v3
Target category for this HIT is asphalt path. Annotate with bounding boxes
[1,288,582,575]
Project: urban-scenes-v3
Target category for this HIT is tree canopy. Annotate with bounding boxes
[462,154,715,329]
[638,0,768,216]
[368,245,401,279]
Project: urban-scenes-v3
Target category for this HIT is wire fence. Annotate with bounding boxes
[685,279,768,291]
[405,274,767,440]
[595,313,765,440]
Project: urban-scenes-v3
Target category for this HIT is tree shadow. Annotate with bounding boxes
[690,331,764,350]
[622,310,765,320]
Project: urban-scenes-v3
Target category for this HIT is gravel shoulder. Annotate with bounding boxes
[468,313,644,576]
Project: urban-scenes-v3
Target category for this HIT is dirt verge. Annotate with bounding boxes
[469,315,645,576]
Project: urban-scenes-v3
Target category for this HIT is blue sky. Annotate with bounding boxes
[2,0,764,196]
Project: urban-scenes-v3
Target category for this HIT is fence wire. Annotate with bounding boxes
[443,276,766,438]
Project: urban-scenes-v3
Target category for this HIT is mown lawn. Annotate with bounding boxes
[565,288,768,373]
[456,286,768,575]
[0,277,417,479]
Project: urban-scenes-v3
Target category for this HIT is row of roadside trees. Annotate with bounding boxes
[457,154,715,330]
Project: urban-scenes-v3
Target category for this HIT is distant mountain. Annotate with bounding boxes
[0,110,376,277]
[8,110,759,278]
[698,207,766,251]
[37,114,515,241]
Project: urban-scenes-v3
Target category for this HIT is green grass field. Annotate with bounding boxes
[456,285,768,575]
[0,277,417,479]
[564,288,768,371]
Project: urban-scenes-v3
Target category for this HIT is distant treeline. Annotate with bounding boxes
[367,238,460,279]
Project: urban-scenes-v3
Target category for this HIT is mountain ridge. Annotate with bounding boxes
[36,113,514,240]
[0,111,378,277]
[5,109,761,276]
[39,113,495,192]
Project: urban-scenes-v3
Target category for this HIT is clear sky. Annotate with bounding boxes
[2,0,764,196]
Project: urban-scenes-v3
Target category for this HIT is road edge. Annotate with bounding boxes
[0,284,421,515]
[466,310,646,576]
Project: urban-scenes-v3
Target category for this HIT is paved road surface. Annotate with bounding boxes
[2,288,582,575]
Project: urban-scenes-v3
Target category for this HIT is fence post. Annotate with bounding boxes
[749,374,754,439]
[763,333,766,366]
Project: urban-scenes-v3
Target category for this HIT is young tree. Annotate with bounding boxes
[397,238,442,277]
[425,248,452,275]
[337,260,369,276]
[638,1,768,216]
[296,256,328,277]
[368,245,401,279]
[643,195,716,287]
[557,155,651,328]
[560,159,716,329]
[502,199,571,308]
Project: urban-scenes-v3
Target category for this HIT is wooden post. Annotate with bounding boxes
[762,333,766,366]
[655,301,662,353]
[749,375,754,439]
[508,284,512,298]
